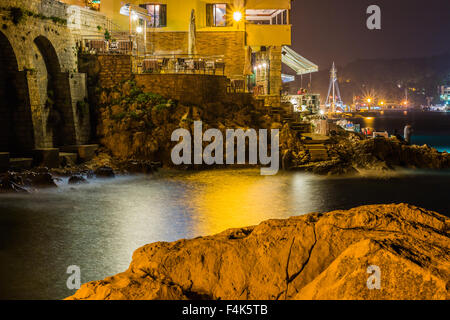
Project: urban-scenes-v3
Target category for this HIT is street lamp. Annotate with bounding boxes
[233,11,243,22]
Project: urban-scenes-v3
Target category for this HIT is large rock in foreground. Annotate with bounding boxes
[67,204,449,300]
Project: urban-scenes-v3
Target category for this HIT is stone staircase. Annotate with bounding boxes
[0,145,99,172]
[290,122,312,133]
[304,143,329,162]
[301,134,331,162]
[270,105,295,123]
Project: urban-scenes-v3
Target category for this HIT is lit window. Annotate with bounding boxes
[206,4,227,27]
[139,4,167,28]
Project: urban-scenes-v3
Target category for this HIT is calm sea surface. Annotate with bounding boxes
[0,111,449,300]
[350,110,450,152]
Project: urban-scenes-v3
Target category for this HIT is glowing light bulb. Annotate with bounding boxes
[233,11,243,22]
[136,26,143,33]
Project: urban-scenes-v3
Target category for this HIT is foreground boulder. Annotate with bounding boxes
[67,204,449,300]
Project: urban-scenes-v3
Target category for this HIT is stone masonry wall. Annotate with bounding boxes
[0,0,90,151]
[82,54,228,106]
[134,74,228,106]
[147,31,246,80]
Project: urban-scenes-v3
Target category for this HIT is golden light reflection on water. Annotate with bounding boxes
[170,169,296,235]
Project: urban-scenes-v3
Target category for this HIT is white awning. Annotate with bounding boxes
[120,4,151,21]
[282,46,318,75]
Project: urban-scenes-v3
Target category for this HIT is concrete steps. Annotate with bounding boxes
[9,158,33,170]
[290,122,312,133]
[0,152,9,172]
[0,144,99,172]
[33,148,59,168]
[304,143,329,162]
[60,144,99,162]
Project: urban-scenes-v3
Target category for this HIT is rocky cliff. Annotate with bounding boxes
[67,204,449,300]
[281,127,450,174]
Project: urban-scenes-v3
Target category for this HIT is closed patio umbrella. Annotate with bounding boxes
[188,9,196,56]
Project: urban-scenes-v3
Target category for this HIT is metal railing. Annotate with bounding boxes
[132,54,226,75]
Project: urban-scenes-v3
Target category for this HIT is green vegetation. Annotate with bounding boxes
[3,6,67,26]
[104,80,175,123]
[104,29,111,41]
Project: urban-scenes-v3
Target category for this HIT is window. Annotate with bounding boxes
[246,9,289,25]
[206,4,228,27]
[139,4,167,27]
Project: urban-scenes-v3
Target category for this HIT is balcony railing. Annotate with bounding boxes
[133,54,226,76]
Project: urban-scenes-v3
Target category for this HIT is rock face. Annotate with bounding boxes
[328,131,450,171]
[67,204,449,300]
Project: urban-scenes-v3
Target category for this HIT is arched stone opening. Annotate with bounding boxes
[34,36,76,147]
[0,31,34,154]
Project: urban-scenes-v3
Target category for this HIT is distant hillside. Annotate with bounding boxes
[287,53,450,105]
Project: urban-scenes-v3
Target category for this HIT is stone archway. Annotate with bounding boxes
[0,31,34,154]
[34,35,76,147]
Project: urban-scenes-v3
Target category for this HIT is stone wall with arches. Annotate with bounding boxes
[0,0,90,154]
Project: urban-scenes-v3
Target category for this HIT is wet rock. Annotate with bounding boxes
[0,174,28,193]
[67,204,449,300]
[94,166,115,178]
[121,160,158,174]
[86,170,95,179]
[68,175,88,185]
[27,172,57,188]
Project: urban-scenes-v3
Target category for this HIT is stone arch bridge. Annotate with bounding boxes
[0,0,92,169]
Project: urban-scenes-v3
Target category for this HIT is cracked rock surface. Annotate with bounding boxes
[67,204,449,300]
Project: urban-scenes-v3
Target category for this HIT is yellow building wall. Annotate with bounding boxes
[98,0,292,48]
[246,0,291,10]
[247,24,292,46]
[100,0,242,31]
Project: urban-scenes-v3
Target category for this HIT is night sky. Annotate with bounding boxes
[291,0,450,70]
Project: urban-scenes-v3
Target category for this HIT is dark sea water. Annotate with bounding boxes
[0,111,449,300]
[350,110,450,152]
